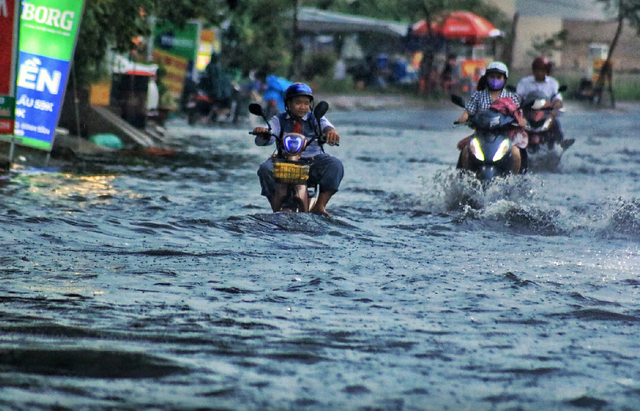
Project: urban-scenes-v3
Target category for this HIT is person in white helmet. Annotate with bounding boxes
[456,61,526,174]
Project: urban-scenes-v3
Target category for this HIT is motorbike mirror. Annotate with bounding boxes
[314,101,329,119]
[248,103,265,117]
[558,85,568,93]
[450,94,466,108]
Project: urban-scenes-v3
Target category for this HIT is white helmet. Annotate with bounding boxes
[486,61,509,79]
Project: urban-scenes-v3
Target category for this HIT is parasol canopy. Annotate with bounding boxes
[411,11,503,42]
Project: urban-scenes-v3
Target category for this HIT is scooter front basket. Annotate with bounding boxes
[273,161,310,184]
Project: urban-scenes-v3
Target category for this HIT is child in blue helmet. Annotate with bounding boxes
[252,82,343,216]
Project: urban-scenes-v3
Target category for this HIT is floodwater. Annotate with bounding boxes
[2,101,640,411]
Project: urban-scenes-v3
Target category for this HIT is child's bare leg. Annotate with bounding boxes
[310,190,336,217]
[511,146,521,174]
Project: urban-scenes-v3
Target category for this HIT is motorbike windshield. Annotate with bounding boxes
[474,130,504,143]
[471,110,514,130]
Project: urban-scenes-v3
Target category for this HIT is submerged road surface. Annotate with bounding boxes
[2,101,640,410]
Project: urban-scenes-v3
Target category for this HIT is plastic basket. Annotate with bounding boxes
[273,161,310,184]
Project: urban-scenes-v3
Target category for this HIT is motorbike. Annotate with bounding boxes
[520,85,574,170]
[186,84,241,126]
[451,94,523,182]
[248,101,330,213]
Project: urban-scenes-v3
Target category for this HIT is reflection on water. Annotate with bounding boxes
[2,105,640,410]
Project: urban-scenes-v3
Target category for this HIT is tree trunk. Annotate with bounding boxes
[502,12,519,67]
[419,10,436,95]
[594,13,623,107]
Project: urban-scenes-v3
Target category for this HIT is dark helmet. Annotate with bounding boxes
[532,56,552,74]
[285,83,314,103]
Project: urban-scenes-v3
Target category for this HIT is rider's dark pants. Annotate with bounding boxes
[258,154,344,198]
[551,118,564,142]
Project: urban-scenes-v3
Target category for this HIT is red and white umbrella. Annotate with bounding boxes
[411,11,503,42]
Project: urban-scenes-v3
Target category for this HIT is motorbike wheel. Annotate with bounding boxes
[280,197,306,213]
[187,110,199,126]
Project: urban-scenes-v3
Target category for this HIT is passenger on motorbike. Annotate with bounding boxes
[252,83,343,216]
[516,56,567,146]
[456,62,526,174]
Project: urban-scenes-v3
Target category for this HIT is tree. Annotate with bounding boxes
[594,0,640,106]
[528,29,567,59]
[221,0,292,77]
[73,0,230,88]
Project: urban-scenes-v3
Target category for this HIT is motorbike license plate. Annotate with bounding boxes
[273,162,310,184]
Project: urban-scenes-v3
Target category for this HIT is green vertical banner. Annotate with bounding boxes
[151,20,201,100]
[0,0,20,137]
[12,0,85,151]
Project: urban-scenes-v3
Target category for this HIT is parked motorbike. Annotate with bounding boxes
[186,84,241,126]
[521,85,574,170]
[248,101,330,212]
[451,95,522,182]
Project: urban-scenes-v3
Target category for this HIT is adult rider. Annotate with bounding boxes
[456,61,527,174]
[252,83,343,217]
[515,56,569,146]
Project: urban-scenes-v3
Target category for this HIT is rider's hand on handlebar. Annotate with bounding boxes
[252,127,269,135]
[456,111,469,125]
[325,129,340,146]
[551,100,563,117]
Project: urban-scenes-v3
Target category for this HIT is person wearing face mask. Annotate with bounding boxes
[455,61,526,174]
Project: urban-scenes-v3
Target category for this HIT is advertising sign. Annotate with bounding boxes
[0,0,20,135]
[151,20,200,100]
[12,0,85,151]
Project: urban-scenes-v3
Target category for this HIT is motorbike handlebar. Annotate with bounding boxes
[249,131,340,146]
[249,131,274,137]
[316,133,339,147]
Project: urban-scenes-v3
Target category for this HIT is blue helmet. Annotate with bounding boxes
[285,82,314,104]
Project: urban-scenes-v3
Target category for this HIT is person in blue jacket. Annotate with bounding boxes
[262,75,292,118]
[252,83,343,216]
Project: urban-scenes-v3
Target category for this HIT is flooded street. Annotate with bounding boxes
[2,100,640,410]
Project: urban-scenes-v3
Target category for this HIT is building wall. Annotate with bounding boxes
[562,20,640,73]
[512,16,563,69]
[485,0,516,18]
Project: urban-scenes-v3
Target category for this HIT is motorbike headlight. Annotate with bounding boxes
[532,98,547,110]
[493,138,511,162]
[470,137,484,161]
[282,134,306,155]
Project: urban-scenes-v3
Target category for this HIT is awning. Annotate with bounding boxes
[294,8,409,37]
[411,11,504,42]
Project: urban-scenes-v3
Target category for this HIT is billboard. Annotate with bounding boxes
[0,0,20,136]
[151,20,201,100]
[12,0,85,151]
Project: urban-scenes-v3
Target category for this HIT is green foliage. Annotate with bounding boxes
[529,29,568,58]
[301,51,338,80]
[221,0,292,76]
[596,0,640,33]
[73,0,231,87]
[313,76,354,93]
[72,0,513,90]
[613,74,640,101]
